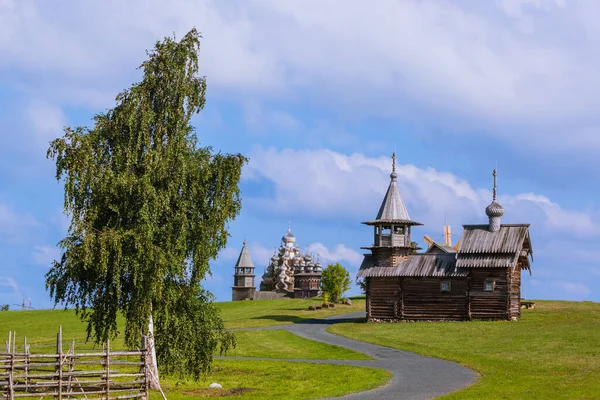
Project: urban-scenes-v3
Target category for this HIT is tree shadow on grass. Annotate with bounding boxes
[251,314,367,325]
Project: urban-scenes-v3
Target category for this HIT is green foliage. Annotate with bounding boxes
[410,241,419,254]
[45,28,246,379]
[356,278,367,294]
[321,263,351,303]
[0,305,8,311]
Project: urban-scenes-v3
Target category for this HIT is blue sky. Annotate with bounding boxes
[1,0,599,307]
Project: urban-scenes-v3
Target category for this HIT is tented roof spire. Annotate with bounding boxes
[235,240,255,269]
[362,153,422,226]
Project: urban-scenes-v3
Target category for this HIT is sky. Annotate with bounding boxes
[1,0,599,307]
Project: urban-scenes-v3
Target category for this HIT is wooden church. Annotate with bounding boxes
[357,154,534,321]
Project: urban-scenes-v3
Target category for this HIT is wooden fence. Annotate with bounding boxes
[0,327,149,400]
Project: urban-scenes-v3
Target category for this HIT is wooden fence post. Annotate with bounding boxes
[56,326,63,400]
[24,336,29,393]
[141,336,148,400]
[8,331,14,400]
[105,339,110,400]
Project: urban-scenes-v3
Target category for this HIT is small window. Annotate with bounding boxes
[440,281,451,292]
[484,280,496,292]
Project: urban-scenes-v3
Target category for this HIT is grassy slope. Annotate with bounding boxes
[328,300,600,400]
[217,298,365,329]
[231,330,372,360]
[153,359,389,400]
[0,298,386,399]
[0,305,369,360]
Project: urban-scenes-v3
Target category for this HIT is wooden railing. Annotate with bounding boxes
[0,328,148,399]
[375,234,408,247]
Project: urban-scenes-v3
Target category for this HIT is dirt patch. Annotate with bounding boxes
[183,387,257,397]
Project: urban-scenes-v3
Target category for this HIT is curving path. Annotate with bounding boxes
[225,312,477,399]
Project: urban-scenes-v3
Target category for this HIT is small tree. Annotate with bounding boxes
[356,278,367,294]
[411,241,419,254]
[321,263,351,303]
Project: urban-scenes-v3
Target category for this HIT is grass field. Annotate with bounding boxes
[151,359,389,400]
[0,297,384,399]
[328,300,600,399]
[231,330,372,360]
[217,298,365,329]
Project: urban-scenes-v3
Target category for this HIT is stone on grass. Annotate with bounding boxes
[308,305,316,311]
[344,298,352,305]
[209,383,222,389]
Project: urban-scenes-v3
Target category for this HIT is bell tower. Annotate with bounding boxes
[361,153,423,266]
[232,240,256,301]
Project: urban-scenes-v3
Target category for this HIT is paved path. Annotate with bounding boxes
[225,312,477,399]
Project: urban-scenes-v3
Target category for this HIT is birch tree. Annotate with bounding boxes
[46,28,244,386]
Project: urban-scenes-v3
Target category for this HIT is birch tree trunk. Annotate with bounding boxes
[147,313,161,390]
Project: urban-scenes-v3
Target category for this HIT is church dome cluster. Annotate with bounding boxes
[232,224,323,301]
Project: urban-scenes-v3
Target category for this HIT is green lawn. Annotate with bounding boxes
[217,298,365,329]
[328,300,600,399]
[231,329,372,360]
[151,359,390,400]
[0,298,384,399]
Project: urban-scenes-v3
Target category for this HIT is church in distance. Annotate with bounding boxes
[357,154,534,321]
[232,228,323,301]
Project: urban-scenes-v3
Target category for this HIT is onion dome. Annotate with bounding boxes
[486,169,504,232]
[486,201,504,218]
[282,224,296,246]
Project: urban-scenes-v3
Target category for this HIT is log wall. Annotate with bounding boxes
[468,268,509,320]
[367,277,401,320]
[508,267,521,319]
[367,277,468,321]
[403,278,468,321]
[365,268,521,321]
[371,248,411,266]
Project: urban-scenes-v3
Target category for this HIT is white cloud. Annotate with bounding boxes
[0,277,19,293]
[217,246,240,263]
[26,99,65,142]
[307,242,363,268]
[0,276,21,306]
[249,242,273,269]
[32,245,60,268]
[0,203,42,245]
[244,147,600,238]
[3,1,600,151]
[510,193,598,235]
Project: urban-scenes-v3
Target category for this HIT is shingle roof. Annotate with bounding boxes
[357,253,467,278]
[458,224,530,254]
[235,241,254,269]
[425,242,456,254]
[455,224,532,269]
[455,254,516,268]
